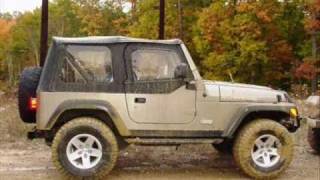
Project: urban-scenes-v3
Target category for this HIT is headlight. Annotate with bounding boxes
[290,108,298,118]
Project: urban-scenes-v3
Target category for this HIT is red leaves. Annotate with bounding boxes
[305,0,320,32]
[295,60,317,80]
[269,40,295,64]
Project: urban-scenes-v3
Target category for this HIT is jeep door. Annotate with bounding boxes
[124,43,196,124]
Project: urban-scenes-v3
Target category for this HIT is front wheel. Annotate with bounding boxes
[51,117,119,179]
[233,119,294,179]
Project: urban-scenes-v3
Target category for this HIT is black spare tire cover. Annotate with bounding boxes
[18,67,42,123]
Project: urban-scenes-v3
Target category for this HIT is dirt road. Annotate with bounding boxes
[0,97,319,179]
[0,127,319,180]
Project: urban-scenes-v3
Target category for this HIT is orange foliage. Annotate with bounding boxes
[305,0,320,32]
[256,10,271,23]
[305,19,320,31]
[236,3,254,13]
[0,19,15,40]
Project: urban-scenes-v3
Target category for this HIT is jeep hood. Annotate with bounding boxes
[203,80,283,103]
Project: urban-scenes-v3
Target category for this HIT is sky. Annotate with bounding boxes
[0,0,42,13]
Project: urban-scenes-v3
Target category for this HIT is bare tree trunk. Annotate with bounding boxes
[6,53,13,86]
[228,70,234,82]
[130,0,137,19]
[59,19,65,36]
[311,32,318,94]
[28,29,40,66]
[131,0,136,11]
[16,60,21,86]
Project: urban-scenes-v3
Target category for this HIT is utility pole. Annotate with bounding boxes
[40,0,48,67]
[159,0,165,40]
[178,0,183,40]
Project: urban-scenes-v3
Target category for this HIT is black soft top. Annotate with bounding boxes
[53,36,182,45]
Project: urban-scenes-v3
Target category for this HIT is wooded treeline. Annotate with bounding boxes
[0,0,319,92]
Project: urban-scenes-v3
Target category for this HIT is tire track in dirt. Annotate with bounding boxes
[0,140,319,180]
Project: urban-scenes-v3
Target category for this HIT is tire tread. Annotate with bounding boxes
[51,117,118,179]
[233,119,294,179]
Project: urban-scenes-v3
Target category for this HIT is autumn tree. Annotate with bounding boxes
[71,0,127,36]
[0,18,15,87]
[0,0,314,92]
[49,0,82,37]
[0,11,41,87]
[195,1,268,84]
[194,0,305,89]
[301,0,320,93]
[10,11,41,67]
[128,0,211,54]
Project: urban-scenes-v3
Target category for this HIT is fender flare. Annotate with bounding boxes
[46,100,129,135]
[223,104,293,137]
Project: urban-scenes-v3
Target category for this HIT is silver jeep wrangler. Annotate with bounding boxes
[18,36,300,179]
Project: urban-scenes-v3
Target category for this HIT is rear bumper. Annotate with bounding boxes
[27,129,45,139]
[307,117,320,129]
[27,127,51,140]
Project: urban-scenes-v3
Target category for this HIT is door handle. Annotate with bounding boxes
[134,97,146,103]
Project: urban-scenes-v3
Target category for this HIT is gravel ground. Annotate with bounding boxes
[0,97,319,179]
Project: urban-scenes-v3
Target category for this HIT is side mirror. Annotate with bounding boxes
[174,63,188,79]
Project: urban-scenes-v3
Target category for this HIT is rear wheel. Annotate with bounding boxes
[233,119,294,179]
[307,128,320,153]
[51,117,118,179]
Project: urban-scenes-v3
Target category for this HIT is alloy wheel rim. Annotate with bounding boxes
[66,134,103,169]
[251,134,282,168]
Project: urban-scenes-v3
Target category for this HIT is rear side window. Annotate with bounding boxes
[131,49,182,81]
[59,45,113,83]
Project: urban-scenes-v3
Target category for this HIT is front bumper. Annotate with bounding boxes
[282,114,301,132]
[288,116,301,132]
[307,117,320,129]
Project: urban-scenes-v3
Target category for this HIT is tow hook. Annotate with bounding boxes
[281,116,301,132]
